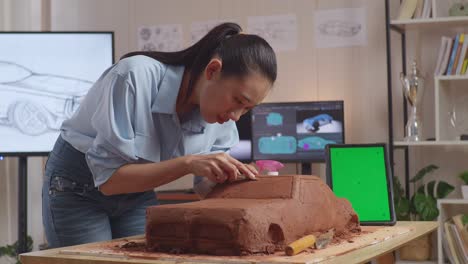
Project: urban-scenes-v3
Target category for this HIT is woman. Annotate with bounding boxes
[42,22,277,248]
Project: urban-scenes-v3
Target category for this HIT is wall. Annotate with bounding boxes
[0,0,402,252]
[50,1,389,146]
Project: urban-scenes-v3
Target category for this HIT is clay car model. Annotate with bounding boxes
[0,61,92,135]
[266,112,283,126]
[258,135,297,154]
[146,176,360,255]
[298,136,336,150]
[302,113,333,132]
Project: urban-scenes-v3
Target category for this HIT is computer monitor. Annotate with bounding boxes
[0,32,114,156]
[230,110,252,162]
[251,101,344,163]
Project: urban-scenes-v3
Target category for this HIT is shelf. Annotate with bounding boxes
[436,75,468,81]
[394,141,468,146]
[437,198,468,205]
[391,16,468,31]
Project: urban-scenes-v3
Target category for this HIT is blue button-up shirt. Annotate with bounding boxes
[61,55,239,187]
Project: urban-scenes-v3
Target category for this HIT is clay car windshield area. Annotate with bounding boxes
[208,177,294,199]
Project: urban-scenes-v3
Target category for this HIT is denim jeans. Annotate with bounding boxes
[42,135,158,248]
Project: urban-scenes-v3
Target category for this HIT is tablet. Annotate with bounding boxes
[326,143,396,226]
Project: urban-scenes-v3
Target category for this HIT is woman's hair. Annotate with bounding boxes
[121,22,277,101]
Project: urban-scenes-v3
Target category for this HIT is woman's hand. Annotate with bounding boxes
[187,153,257,183]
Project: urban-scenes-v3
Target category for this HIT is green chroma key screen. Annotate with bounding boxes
[328,145,392,223]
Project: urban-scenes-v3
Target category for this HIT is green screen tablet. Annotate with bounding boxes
[326,144,396,226]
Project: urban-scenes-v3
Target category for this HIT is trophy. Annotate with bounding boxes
[400,60,425,141]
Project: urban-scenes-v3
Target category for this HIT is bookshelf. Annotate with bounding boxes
[385,0,468,191]
[394,141,468,147]
[437,199,468,264]
[386,0,468,261]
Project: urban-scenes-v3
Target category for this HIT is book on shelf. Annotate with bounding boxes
[396,0,431,20]
[447,34,462,75]
[443,216,468,264]
[462,59,468,75]
[457,40,468,75]
[444,230,458,264]
[398,0,419,20]
[453,214,468,249]
[445,221,462,264]
[421,0,432,19]
[436,36,454,76]
[434,34,468,76]
[414,0,424,18]
[452,34,465,75]
[450,223,468,264]
[435,36,453,75]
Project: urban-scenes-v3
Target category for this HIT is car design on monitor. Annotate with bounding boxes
[0,61,92,135]
[258,136,297,154]
[146,176,360,255]
[266,112,283,126]
[298,136,336,150]
[302,113,333,132]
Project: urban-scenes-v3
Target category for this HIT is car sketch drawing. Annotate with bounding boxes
[319,20,361,37]
[0,61,93,136]
[258,135,297,154]
[298,136,336,151]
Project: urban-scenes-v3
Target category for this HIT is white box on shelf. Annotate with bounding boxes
[435,76,468,141]
[462,185,468,199]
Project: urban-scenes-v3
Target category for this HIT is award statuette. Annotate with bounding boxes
[400,61,425,141]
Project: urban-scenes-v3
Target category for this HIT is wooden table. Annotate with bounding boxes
[20,221,438,264]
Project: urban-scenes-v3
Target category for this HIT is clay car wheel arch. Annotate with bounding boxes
[9,101,49,135]
[268,223,285,245]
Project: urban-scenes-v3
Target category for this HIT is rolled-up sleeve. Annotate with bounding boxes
[86,72,138,187]
[210,121,239,153]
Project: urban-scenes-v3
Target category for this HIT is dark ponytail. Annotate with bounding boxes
[121,22,277,101]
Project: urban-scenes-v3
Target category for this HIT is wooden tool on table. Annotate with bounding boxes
[285,228,335,256]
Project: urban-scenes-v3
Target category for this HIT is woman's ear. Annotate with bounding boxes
[204,58,222,80]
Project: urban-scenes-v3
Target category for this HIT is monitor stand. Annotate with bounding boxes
[301,162,312,175]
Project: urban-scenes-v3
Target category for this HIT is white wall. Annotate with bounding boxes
[49,1,389,147]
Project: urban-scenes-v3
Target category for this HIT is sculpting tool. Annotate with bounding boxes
[285,229,335,256]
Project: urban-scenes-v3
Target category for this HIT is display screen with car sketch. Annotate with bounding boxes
[251,101,344,162]
[0,32,114,155]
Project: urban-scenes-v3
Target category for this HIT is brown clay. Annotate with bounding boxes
[146,175,360,255]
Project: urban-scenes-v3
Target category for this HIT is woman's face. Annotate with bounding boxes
[198,59,272,124]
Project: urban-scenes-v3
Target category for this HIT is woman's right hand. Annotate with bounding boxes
[186,153,257,183]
